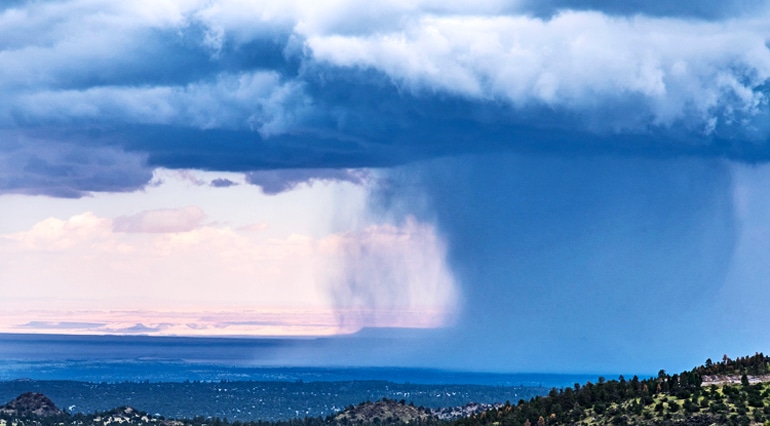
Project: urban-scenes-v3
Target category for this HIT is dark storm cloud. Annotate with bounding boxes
[1,1,769,196]
[245,168,368,195]
[0,131,152,197]
[210,178,238,187]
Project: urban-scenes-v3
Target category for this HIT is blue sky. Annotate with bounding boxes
[1,0,770,374]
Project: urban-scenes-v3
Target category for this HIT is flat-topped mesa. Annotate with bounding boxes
[0,392,63,417]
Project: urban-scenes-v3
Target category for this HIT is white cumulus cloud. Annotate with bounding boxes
[306,11,770,134]
[0,208,457,332]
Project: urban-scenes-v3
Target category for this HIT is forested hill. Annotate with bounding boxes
[695,354,770,384]
[460,353,770,426]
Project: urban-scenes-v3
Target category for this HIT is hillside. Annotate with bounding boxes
[458,353,770,426]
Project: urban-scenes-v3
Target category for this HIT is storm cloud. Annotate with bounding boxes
[1,1,769,197]
[246,168,368,194]
[2,1,770,372]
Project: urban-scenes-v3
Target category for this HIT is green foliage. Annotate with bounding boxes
[453,353,770,426]
[694,353,770,377]
[683,399,699,413]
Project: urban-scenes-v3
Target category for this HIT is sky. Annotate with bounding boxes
[1,0,770,374]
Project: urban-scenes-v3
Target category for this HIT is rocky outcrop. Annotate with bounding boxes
[432,402,502,420]
[333,399,432,424]
[701,374,770,385]
[0,392,63,417]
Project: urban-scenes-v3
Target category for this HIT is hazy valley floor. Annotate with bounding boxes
[0,380,547,421]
